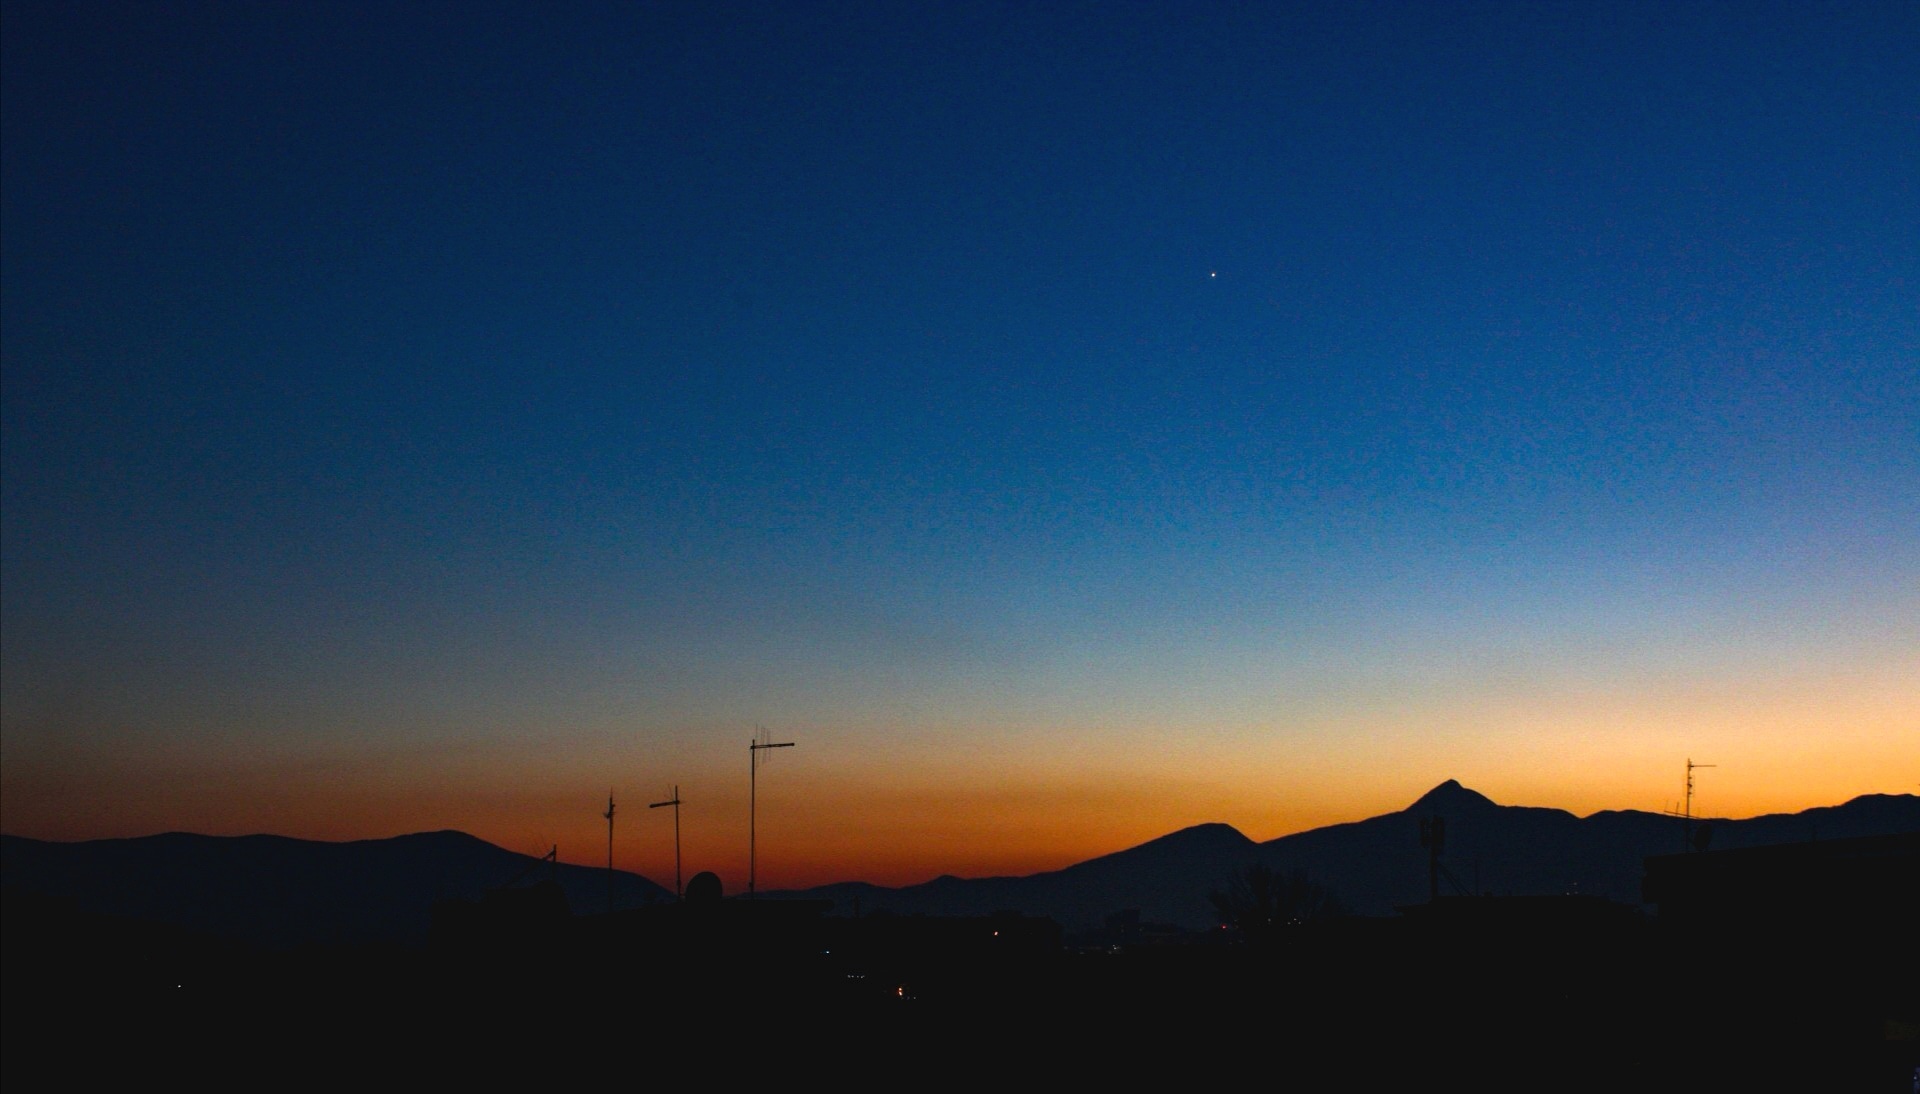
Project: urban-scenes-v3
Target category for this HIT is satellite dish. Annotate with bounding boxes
[686,871,723,905]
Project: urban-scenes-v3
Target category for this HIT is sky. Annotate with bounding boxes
[3,0,1915,893]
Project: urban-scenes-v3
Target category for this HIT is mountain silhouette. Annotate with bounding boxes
[6,782,1916,947]
[794,821,1261,932]
[771,780,1920,930]
[0,829,670,950]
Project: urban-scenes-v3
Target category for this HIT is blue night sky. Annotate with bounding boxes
[4,1,1915,888]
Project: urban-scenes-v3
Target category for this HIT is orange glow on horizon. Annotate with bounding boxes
[4,648,1913,891]
[5,723,1913,893]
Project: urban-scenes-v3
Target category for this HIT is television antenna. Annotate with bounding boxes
[1677,759,1715,853]
[497,844,559,891]
[749,727,795,899]
[603,792,617,913]
[650,784,683,900]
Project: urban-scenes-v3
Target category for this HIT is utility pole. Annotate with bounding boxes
[749,728,795,899]
[603,792,616,913]
[650,784,683,900]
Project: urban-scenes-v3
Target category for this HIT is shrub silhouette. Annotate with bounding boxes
[1209,864,1346,941]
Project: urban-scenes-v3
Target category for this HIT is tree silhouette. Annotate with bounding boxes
[1209,864,1346,942]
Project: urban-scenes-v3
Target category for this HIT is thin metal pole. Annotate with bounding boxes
[749,732,794,898]
[603,792,616,913]
[750,741,755,896]
[1684,758,1715,852]
[650,785,682,899]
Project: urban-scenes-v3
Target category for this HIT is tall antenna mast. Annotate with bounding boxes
[749,727,795,899]
[1684,758,1715,853]
[650,784,683,900]
[603,792,616,913]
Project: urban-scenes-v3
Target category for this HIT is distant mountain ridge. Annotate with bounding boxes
[0,828,671,950]
[6,782,1916,947]
[771,781,1920,931]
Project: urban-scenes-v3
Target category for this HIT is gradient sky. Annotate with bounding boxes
[4,1,1915,892]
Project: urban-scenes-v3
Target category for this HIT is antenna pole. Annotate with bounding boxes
[1684,759,1715,853]
[650,784,683,899]
[603,792,616,913]
[749,728,795,899]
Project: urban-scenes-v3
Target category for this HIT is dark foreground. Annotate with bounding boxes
[6,887,1915,1091]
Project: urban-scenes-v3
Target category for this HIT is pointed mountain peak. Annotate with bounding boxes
[1409,779,1497,812]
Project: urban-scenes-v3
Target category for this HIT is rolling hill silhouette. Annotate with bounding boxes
[0,828,669,950]
[767,780,1920,931]
[5,781,1916,947]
